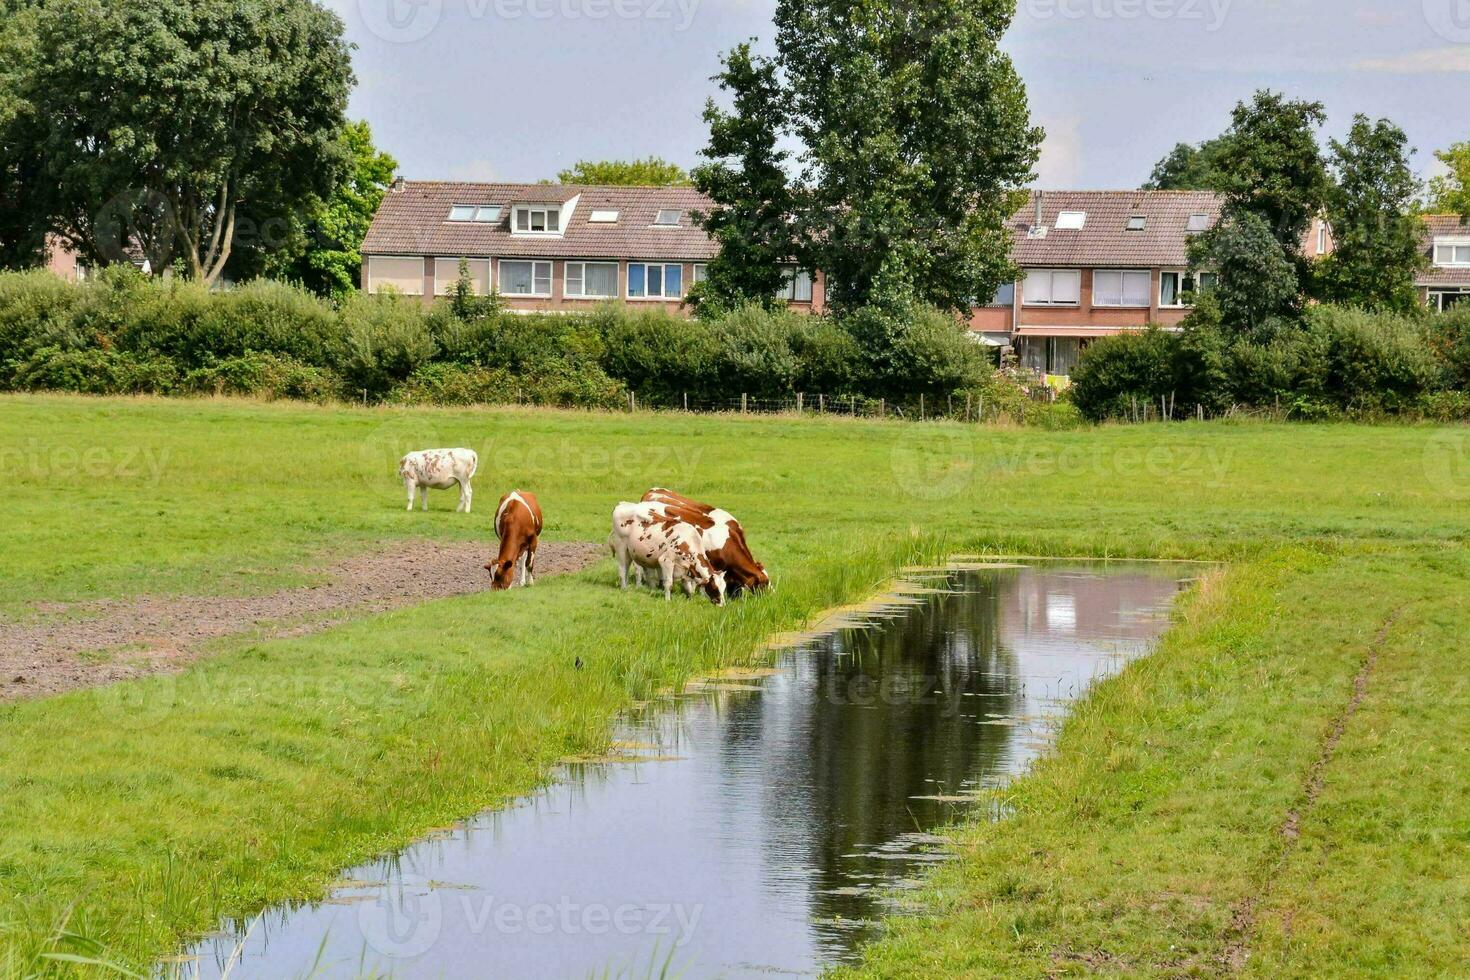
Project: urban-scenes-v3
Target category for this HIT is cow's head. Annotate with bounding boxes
[702,568,727,606]
[484,559,517,590]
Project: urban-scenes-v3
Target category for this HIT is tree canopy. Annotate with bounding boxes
[690,43,800,317]
[248,121,399,297]
[1143,139,1231,191]
[1428,142,1470,216]
[8,0,353,284]
[555,157,691,186]
[1316,115,1424,314]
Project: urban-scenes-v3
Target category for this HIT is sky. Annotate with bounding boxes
[324,0,1470,189]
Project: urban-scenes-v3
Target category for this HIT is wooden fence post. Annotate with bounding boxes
[919,394,924,418]
[741,392,748,413]
[879,397,885,418]
[796,392,804,413]
[819,393,825,413]
[683,392,688,412]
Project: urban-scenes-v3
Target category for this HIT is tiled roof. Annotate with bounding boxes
[1007,190,1225,268]
[361,181,718,261]
[1419,214,1470,287]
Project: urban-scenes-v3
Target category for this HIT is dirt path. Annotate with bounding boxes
[0,539,604,703]
[1218,605,1408,972]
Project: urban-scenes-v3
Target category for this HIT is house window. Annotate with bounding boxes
[434,257,491,296]
[1094,270,1152,307]
[653,209,683,226]
[1016,337,1083,377]
[474,206,501,223]
[1126,216,1147,231]
[1055,210,1087,230]
[448,205,476,222]
[565,261,619,298]
[989,282,1015,307]
[780,267,814,302]
[627,262,683,299]
[1434,241,1470,266]
[1161,271,1218,307]
[366,256,424,296]
[1186,213,1213,232]
[1317,223,1328,255]
[514,206,560,233]
[1023,269,1082,306]
[499,260,552,296]
[692,264,708,284]
[1432,289,1470,312]
[589,209,620,223]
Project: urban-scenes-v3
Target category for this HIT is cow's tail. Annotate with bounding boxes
[466,450,479,479]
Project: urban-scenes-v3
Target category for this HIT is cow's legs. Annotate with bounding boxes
[615,546,630,589]
[404,479,417,511]
[458,479,472,513]
[660,560,675,601]
[525,546,536,587]
[420,486,430,512]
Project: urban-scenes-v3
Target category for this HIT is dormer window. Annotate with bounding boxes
[1186,213,1212,232]
[1434,239,1470,267]
[514,205,560,233]
[653,209,682,227]
[448,205,475,221]
[589,209,620,223]
[1055,210,1086,230]
[1126,215,1146,231]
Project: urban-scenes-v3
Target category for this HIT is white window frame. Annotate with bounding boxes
[1434,238,1470,267]
[653,209,683,227]
[1317,223,1328,255]
[1022,269,1082,307]
[497,259,553,297]
[588,209,620,223]
[1186,213,1213,233]
[513,205,561,235]
[1431,289,1470,312]
[1055,210,1087,230]
[447,204,476,222]
[1126,215,1147,231]
[564,260,620,299]
[1094,269,1153,308]
[627,261,685,300]
[1160,270,1217,308]
[692,263,708,284]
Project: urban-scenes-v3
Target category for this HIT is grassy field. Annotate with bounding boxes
[1,393,1467,977]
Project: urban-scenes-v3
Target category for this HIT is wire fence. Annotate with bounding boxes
[620,387,1060,422]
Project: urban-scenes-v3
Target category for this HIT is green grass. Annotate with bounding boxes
[1,393,1468,977]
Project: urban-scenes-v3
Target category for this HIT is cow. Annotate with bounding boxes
[485,490,542,590]
[399,448,477,513]
[609,502,726,605]
[641,488,769,595]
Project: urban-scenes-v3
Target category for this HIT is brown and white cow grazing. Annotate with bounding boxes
[399,448,478,513]
[609,502,726,605]
[485,490,542,590]
[641,488,769,595]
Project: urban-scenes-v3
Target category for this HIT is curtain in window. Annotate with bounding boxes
[501,261,534,294]
[1024,270,1053,304]
[664,265,683,297]
[584,263,618,297]
[627,263,646,297]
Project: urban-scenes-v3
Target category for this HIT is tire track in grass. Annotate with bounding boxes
[1219,603,1411,973]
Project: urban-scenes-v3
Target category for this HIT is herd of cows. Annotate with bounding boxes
[398,448,770,605]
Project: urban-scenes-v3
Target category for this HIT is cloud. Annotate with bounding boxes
[1356,47,1470,74]
[447,159,499,182]
[1035,116,1082,188]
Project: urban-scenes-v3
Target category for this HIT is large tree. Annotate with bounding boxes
[690,43,800,316]
[0,0,48,269]
[14,0,352,284]
[1190,210,1300,335]
[1212,91,1330,258]
[772,0,1041,314]
[1315,116,1424,314]
[245,121,398,297]
[1143,138,1231,191]
[1428,141,1470,216]
[556,157,690,186]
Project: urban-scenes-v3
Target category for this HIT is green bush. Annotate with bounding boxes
[337,294,439,399]
[1069,328,1181,421]
[710,304,804,398]
[181,353,339,402]
[841,301,991,399]
[388,361,625,409]
[1430,304,1470,388]
[10,346,178,395]
[1293,306,1440,415]
[595,304,717,401]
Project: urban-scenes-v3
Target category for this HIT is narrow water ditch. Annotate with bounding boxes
[175,560,1196,979]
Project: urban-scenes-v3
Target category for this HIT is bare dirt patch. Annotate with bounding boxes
[0,539,604,702]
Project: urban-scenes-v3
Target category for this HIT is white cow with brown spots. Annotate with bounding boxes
[609,502,726,605]
[399,448,477,512]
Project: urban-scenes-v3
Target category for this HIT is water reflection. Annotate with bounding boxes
[179,563,1190,980]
